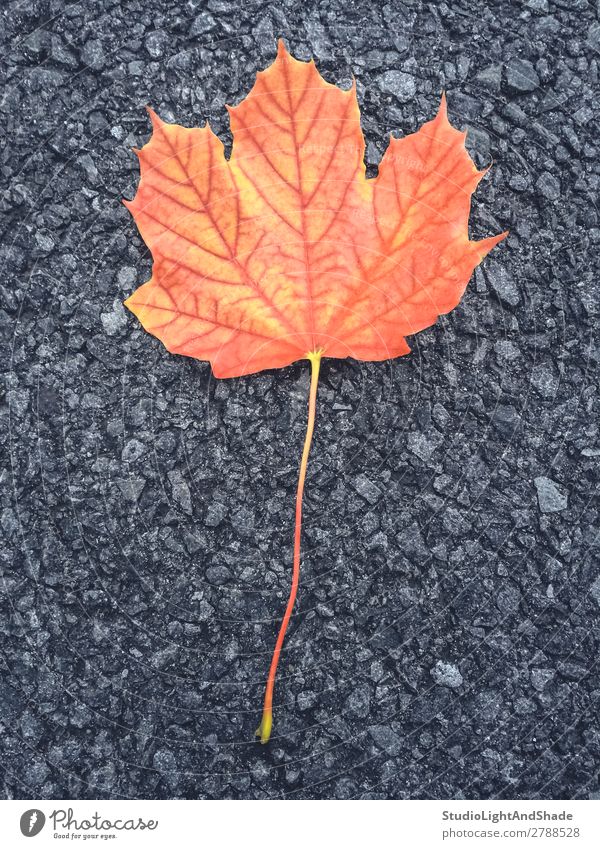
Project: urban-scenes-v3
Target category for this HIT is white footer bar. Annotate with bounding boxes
[0,799,597,848]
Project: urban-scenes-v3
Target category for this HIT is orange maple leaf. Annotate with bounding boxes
[124,40,506,743]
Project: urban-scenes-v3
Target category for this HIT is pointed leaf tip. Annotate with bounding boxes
[475,163,492,184]
[145,106,162,128]
[474,230,509,260]
[438,91,448,119]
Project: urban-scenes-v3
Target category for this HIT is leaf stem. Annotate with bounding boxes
[255,350,322,744]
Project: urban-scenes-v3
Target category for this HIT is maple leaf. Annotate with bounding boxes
[123,40,506,743]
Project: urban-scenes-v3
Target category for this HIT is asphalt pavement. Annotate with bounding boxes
[1,0,599,799]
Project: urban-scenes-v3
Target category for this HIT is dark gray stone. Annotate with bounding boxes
[431,661,463,689]
[589,577,600,606]
[534,477,568,513]
[153,749,177,773]
[486,260,520,307]
[536,172,561,201]
[353,474,382,505]
[506,58,540,92]
[475,65,502,92]
[376,70,416,102]
[345,684,371,719]
[205,501,228,527]
[145,31,169,59]
[531,668,555,690]
[496,584,522,615]
[368,725,402,755]
[190,13,217,36]
[168,470,193,515]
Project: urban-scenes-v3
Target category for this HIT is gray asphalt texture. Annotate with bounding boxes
[1,0,599,801]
